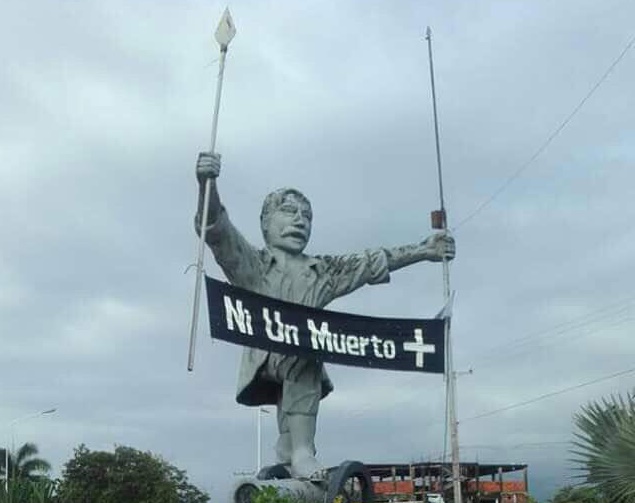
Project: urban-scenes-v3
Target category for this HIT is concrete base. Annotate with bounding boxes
[231,478,327,503]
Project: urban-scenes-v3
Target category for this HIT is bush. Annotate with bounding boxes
[0,478,56,503]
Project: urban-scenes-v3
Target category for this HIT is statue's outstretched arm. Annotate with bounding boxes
[384,232,455,273]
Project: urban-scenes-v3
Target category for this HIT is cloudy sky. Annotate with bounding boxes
[1,0,634,500]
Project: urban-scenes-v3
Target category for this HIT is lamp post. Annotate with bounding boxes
[4,408,57,491]
[256,407,270,473]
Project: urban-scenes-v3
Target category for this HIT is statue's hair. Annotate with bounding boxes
[260,187,312,240]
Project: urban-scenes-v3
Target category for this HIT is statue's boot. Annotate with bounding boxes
[276,402,292,467]
[288,413,325,480]
[275,432,292,465]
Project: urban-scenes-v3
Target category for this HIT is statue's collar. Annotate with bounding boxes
[262,248,319,271]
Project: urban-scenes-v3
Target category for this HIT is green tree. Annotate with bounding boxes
[1,443,51,483]
[548,485,604,503]
[572,392,635,503]
[54,444,209,503]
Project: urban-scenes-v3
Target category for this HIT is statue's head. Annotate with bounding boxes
[260,188,312,254]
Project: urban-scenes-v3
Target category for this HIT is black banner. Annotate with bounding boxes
[205,276,445,373]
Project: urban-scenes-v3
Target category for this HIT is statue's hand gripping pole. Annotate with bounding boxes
[187,8,236,372]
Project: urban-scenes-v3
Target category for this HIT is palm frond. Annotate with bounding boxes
[15,443,39,466]
[18,459,52,477]
[571,391,635,503]
[4,442,52,481]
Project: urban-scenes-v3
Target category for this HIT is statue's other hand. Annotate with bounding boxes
[196,151,221,183]
[423,232,455,262]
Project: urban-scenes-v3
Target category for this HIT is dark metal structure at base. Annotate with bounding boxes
[232,461,375,503]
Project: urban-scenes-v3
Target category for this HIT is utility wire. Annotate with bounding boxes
[462,296,635,368]
[472,310,635,372]
[460,365,635,423]
[453,31,635,231]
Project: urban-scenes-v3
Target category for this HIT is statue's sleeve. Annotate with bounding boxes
[201,207,262,289]
[321,249,390,301]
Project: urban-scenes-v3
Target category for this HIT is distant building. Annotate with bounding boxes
[368,461,529,503]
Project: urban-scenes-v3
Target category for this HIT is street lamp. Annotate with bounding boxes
[4,407,57,491]
[256,407,270,473]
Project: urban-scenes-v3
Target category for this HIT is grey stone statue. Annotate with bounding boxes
[195,152,455,480]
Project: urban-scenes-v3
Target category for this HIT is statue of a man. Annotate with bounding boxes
[195,152,455,479]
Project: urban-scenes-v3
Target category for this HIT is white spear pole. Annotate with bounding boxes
[425,26,462,503]
[188,8,236,372]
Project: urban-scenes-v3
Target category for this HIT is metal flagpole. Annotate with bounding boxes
[257,408,261,473]
[188,7,237,371]
[425,26,462,503]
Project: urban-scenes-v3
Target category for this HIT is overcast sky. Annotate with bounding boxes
[1,0,634,501]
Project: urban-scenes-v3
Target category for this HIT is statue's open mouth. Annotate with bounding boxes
[284,230,307,240]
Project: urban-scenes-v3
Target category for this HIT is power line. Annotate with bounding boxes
[462,296,635,369]
[426,442,570,461]
[458,441,571,451]
[453,31,635,231]
[460,366,635,423]
[471,311,635,372]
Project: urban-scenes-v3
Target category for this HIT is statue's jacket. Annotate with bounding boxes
[206,207,391,406]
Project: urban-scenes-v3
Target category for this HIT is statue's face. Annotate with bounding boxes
[264,193,312,254]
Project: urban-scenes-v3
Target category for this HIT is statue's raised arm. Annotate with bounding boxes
[194,152,261,289]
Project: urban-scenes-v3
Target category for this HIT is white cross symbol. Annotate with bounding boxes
[403,328,436,368]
